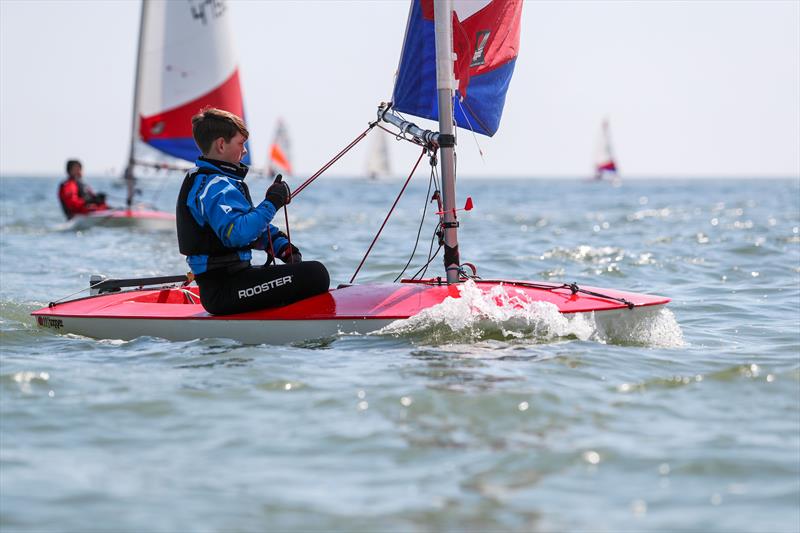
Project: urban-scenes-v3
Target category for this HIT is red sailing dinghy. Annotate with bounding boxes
[33,0,669,344]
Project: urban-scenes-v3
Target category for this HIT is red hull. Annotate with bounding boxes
[33,279,668,322]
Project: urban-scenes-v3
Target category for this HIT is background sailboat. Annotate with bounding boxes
[593,117,619,182]
[365,132,391,180]
[83,0,249,230]
[266,119,293,179]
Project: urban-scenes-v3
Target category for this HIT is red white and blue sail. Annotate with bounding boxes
[392,0,522,137]
[135,0,249,164]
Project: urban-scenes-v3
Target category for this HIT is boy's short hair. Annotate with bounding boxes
[191,107,249,155]
[66,159,82,174]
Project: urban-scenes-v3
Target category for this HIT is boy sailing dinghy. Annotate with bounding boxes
[70,0,249,231]
[34,0,669,344]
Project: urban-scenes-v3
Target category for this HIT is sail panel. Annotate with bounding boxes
[366,133,391,179]
[140,69,248,163]
[269,145,292,176]
[136,0,249,163]
[267,120,293,176]
[392,0,522,137]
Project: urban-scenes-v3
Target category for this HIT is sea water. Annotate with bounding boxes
[1,175,798,532]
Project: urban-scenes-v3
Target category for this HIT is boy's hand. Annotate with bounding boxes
[265,175,291,209]
[279,243,302,264]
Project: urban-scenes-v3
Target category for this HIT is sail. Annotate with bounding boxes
[135,0,249,164]
[392,0,522,137]
[366,133,391,179]
[267,119,293,177]
[594,118,618,179]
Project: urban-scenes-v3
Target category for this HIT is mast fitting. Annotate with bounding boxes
[438,134,456,147]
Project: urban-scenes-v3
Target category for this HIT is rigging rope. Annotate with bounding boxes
[349,148,427,284]
[290,118,435,202]
[393,155,437,282]
[411,237,442,280]
[291,122,377,199]
[48,274,191,308]
[414,160,443,280]
[283,207,294,263]
[471,280,636,309]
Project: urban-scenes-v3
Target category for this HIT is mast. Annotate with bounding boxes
[124,0,148,209]
[433,0,460,284]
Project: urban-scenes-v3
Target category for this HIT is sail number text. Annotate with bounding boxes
[189,0,227,26]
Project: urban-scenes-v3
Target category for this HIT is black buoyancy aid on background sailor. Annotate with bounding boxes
[176,156,329,315]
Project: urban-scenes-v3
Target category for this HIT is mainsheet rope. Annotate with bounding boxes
[290,122,378,199]
[393,157,438,282]
[281,117,442,279]
[348,147,427,284]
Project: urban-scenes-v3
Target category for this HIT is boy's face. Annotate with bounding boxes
[218,132,248,165]
[69,164,83,179]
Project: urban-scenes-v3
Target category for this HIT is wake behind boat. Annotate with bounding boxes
[33,0,671,345]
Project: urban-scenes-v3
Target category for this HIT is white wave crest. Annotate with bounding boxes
[595,306,684,347]
[376,280,684,347]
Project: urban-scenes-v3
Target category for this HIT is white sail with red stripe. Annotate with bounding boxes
[133,0,248,164]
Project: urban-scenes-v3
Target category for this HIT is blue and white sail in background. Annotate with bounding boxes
[391,0,522,137]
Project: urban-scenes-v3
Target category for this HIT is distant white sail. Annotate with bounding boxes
[366,133,391,180]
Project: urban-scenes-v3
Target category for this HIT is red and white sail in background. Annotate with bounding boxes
[594,117,618,180]
[133,0,248,164]
[267,119,293,178]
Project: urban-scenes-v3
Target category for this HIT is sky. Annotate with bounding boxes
[1,0,798,179]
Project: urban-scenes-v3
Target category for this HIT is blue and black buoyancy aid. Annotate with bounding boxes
[176,159,253,273]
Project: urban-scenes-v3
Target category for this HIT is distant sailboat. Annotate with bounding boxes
[365,132,391,180]
[267,119,293,178]
[593,117,619,182]
[82,0,249,230]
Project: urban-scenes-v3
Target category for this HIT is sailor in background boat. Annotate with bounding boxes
[57,159,109,219]
[176,107,329,315]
